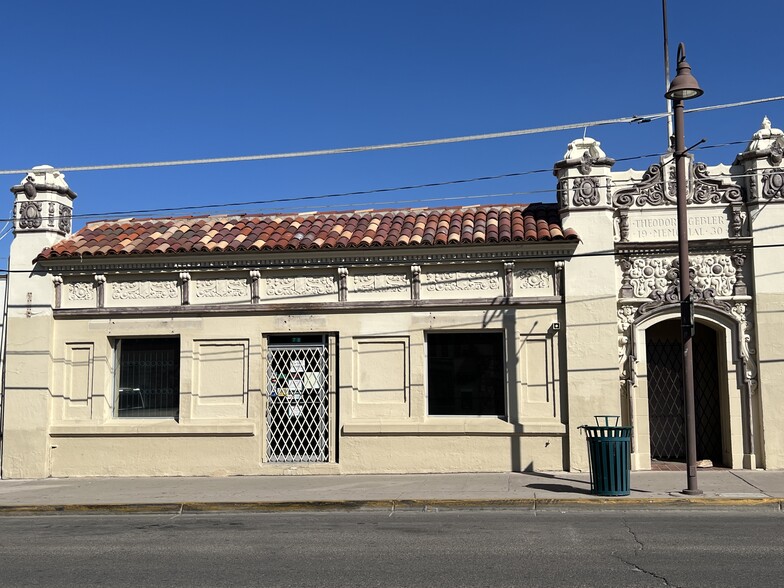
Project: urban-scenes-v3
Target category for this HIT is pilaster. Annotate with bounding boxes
[2,166,75,478]
[738,118,784,468]
[555,138,620,471]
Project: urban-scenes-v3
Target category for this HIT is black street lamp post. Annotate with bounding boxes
[665,42,704,495]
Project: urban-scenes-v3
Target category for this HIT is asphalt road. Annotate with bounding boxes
[0,510,782,587]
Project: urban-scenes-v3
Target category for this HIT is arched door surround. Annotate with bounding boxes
[622,304,758,470]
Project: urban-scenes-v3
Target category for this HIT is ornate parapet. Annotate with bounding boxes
[610,157,745,243]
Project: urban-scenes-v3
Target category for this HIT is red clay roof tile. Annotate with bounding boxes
[36,203,577,261]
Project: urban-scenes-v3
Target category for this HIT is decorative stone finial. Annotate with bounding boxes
[554,137,615,178]
[563,137,607,160]
[747,116,784,150]
[737,116,784,167]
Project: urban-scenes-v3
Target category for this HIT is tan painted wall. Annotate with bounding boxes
[6,298,568,478]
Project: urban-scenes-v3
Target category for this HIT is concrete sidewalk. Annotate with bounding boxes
[1,469,784,513]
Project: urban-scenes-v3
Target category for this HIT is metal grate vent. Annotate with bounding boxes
[266,342,329,463]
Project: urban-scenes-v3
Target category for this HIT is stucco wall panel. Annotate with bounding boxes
[191,340,250,419]
[352,338,409,419]
[338,435,564,473]
[61,343,94,420]
[50,435,262,477]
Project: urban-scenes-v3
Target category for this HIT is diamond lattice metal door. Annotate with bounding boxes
[647,333,685,460]
[266,340,330,463]
[646,321,722,463]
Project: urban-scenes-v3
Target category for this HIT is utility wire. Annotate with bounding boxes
[9,166,765,225]
[0,135,759,224]
[1,95,781,176]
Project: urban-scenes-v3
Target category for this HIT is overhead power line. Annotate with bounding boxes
[0,135,761,224]
[0,136,749,223]
[1,95,782,176]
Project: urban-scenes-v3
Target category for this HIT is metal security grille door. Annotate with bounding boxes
[647,335,685,459]
[266,337,330,462]
[646,321,722,463]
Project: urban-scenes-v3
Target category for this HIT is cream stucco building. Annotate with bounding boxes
[2,119,783,478]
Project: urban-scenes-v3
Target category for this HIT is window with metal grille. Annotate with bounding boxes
[115,337,180,418]
[266,335,330,463]
[427,332,505,416]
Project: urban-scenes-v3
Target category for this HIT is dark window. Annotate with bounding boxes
[116,338,180,418]
[427,332,505,416]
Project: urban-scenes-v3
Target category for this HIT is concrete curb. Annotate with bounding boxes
[0,497,782,515]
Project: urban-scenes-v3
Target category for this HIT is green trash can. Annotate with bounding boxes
[580,416,632,496]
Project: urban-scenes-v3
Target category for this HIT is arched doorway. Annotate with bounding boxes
[646,320,723,465]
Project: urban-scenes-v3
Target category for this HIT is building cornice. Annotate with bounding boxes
[36,242,578,276]
[52,296,563,319]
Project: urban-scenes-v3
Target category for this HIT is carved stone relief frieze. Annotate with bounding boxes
[423,270,501,292]
[617,305,636,382]
[637,283,731,317]
[625,254,739,299]
[59,205,72,233]
[613,162,742,208]
[515,268,552,289]
[730,203,746,238]
[571,177,601,207]
[761,168,784,200]
[111,280,178,300]
[557,178,569,209]
[18,201,43,229]
[68,282,94,302]
[194,279,247,298]
[731,302,759,397]
[266,276,336,297]
[613,164,675,207]
[691,163,742,204]
[352,274,409,293]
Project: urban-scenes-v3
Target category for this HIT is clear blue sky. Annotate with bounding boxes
[2,1,782,260]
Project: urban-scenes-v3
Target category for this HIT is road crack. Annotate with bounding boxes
[619,519,683,588]
[617,556,683,588]
[623,518,644,552]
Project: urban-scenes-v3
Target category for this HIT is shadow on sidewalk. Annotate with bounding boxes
[526,483,592,495]
[520,470,651,495]
[520,471,591,495]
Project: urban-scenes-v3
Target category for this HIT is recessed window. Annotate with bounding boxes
[115,338,180,418]
[427,332,505,416]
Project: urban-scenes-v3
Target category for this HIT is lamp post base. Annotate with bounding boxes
[681,488,704,496]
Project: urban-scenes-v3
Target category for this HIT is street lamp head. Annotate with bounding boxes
[665,42,703,101]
